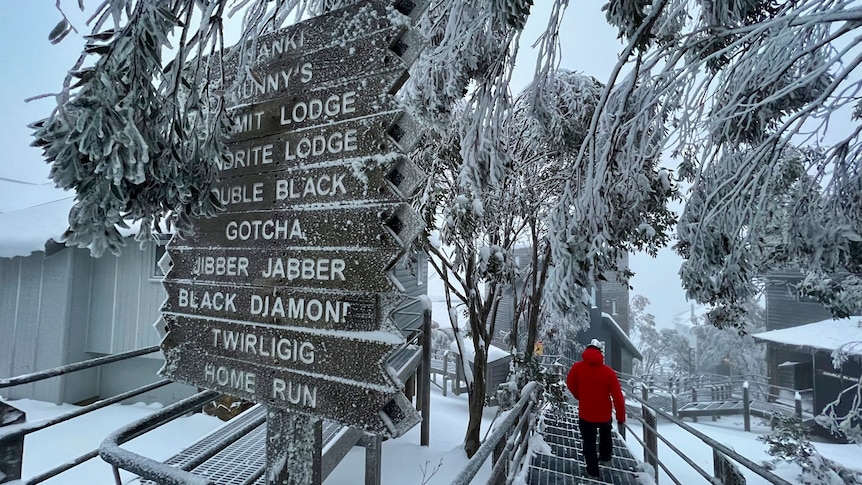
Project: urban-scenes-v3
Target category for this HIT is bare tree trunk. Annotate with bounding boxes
[463,346,487,458]
[524,243,551,359]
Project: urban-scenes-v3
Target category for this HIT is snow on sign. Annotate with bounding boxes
[161,281,406,330]
[162,314,404,388]
[161,344,417,437]
[211,155,426,209]
[159,0,428,444]
[173,202,423,250]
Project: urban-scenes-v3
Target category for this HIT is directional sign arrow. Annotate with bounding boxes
[220,109,404,175]
[214,156,427,210]
[159,346,421,437]
[217,0,430,84]
[160,314,404,388]
[173,202,423,251]
[227,70,410,143]
[161,279,406,333]
[162,246,404,292]
[225,25,424,108]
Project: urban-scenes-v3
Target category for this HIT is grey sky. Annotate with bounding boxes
[0,1,691,326]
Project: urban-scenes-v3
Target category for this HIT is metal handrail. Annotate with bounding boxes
[0,345,160,389]
[623,412,715,485]
[0,379,172,442]
[100,390,221,485]
[0,346,175,484]
[627,389,794,485]
[451,381,540,485]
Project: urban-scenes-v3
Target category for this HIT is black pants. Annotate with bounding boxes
[579,418,613,476]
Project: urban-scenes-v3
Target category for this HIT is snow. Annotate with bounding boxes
[7,379,862,484]
[6,377,498,484]
[624,413,862,485]
[0,197,74,259]
[449,341,511,363]
[752,317,862,355]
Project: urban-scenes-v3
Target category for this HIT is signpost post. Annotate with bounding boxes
[157,1,429,483]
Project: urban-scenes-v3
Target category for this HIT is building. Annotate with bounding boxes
[759,270,836,392]
[753,270,862,436]
[753,317,862,433]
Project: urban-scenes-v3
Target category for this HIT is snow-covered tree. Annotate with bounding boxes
[692,300,766,377]
[630,295,667,376]
[816,335,862,444]
[595,1,862,443]
[591,1,862,327]
[413,69,612,457]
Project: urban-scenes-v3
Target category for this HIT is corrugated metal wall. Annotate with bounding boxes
[86,241,165,355]
[0,250,74,402]
[765,272,833,331]
[1,242,171,404]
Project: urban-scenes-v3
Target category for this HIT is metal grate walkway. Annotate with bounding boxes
[526,401,641,485]
[140,406,361,485]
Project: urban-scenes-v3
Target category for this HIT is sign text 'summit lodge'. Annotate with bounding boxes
[159,0,428,438]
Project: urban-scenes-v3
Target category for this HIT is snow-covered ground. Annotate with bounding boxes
[625,414,860,485]
[8,379,494,484]
[7,379,861,484]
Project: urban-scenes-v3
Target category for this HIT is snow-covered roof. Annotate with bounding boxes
[752,317,862,355]
[0,197,75,258]
[449,341,511,363]
[602,312,643,360]
[0,180,175,259]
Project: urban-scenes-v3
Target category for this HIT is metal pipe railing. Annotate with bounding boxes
[0,346,160,389]
[450,381,540,484]
[622,419,690,485]
[625,410,716,484]
[0,346,177,485]
[100,390,221,485]
[627,391,794,485]
[20,447,102,485]
[0,379,172,442]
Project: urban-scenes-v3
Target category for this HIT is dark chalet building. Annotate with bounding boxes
[753,270,862,438]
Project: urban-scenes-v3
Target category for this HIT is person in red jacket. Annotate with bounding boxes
[566,339,626,478]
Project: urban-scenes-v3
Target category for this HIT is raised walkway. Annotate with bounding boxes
[525,401,641,485]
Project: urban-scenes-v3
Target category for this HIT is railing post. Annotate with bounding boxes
[363,433,382,485]
[743,382,751,432]
[421,309,431,447]
[643,407,658,483]
[672,393,678,419]
[454,355,462,396]
[714,449,747,485]
[711,386,717,421]
[691,387,698,423]
[795,392,803,421]
[491,437,506,485]
[441,352,449,397]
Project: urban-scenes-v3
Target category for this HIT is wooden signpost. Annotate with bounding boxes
[158,1,430,483]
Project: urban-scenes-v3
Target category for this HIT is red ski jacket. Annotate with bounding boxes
[566,346,626,423]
